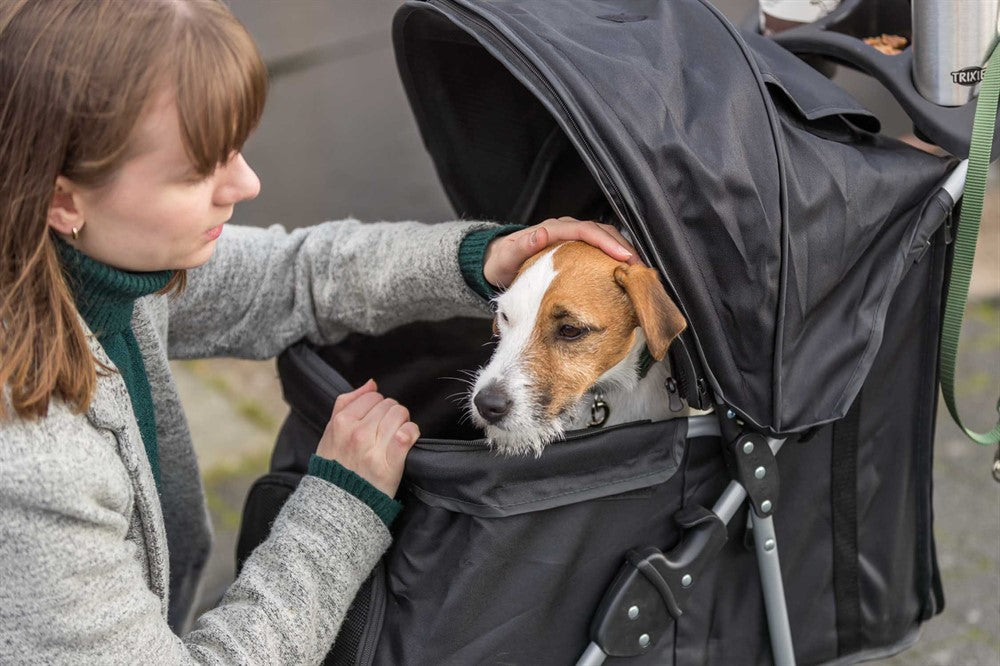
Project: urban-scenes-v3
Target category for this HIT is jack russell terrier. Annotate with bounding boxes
[469,241,698,456]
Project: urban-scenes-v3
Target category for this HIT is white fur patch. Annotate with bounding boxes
[469,247,559,455]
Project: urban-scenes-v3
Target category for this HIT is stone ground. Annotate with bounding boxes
[179,1,999,663]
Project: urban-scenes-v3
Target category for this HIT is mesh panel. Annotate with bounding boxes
[326,575,374,665]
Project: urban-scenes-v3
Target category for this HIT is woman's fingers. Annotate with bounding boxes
[332,379,378,415]
[388,421,420,467]
[376,403,411,450]
[334,391,385,424]
[482,217,643,288]
[316,380,419,498]
[351,398,398,446]
[543,217,638,264]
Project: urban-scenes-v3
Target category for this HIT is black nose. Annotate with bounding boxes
[474,382,512,424]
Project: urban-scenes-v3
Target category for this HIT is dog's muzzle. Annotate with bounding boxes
[473,380,513,425]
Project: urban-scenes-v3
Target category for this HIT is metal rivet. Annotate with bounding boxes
[764,538,775,551]
[761,500,772,513]
[681,574,693,587]
[726,409,736,419]
[743,441,754,454]
[639,634,651,648]
[628,605,639,620]
[754,466,766,479]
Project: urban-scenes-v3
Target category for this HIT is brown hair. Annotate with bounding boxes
[0,0,267,419]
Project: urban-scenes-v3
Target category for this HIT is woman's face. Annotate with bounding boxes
[55,87,260,271]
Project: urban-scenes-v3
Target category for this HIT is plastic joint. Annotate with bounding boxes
[586,506,727,657]
[725,433,780,517]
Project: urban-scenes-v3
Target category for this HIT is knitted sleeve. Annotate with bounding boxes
[457,224,526,299]
[168,220,500,360]
[308,454,402,526]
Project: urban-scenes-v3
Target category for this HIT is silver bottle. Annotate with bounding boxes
[912,0,1000,106]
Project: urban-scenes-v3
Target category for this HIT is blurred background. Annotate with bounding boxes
[178,1,999,663]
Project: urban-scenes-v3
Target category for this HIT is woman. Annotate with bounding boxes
[0,0,635,662]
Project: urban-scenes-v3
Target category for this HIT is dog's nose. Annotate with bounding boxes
[474,383,512,424]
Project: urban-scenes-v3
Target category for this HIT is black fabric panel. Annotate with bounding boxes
[917,230,948,621]
[373,435,706,666]
[831,400,862,656]
[408,418,686,516]
[854,231,946,648]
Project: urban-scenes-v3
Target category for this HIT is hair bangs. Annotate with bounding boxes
[173,1,267,176]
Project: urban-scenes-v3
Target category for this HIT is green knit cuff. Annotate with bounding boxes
[308,455,402,527]
[458,225,526,299]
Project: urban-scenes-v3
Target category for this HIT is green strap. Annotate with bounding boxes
[940,44,1000,446]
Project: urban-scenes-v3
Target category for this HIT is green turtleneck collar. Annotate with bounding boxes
[55,238,173,336]
[56,236,174,491]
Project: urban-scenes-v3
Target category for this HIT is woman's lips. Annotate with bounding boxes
[205,224,224,240]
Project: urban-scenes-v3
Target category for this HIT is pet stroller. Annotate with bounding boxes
[236,0,999,663]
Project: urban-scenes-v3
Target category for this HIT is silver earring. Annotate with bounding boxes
[71,227,79,240]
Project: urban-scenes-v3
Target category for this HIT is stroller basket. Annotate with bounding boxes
[238,1,960,663]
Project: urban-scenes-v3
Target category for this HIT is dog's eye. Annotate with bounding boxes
[558,324,585,340]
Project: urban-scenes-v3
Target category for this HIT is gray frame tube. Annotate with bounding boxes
[575,642,606,666]
[755,438,795,666]
[752,510,795,666]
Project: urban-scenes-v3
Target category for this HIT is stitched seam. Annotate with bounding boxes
[410,466,673,510]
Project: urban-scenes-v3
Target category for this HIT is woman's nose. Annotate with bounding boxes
[214,152,260,205]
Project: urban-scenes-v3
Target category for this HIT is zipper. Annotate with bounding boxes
[357,563,387,666]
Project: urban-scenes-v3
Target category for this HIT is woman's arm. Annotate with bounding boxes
[0,415,390,664]
[167,219,496,360]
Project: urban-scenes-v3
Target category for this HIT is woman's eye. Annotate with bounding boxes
[558,324,585,340]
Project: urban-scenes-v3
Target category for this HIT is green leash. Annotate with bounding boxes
[938,44,1000,478]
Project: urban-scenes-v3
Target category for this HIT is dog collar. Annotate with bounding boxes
[637,345,656,379]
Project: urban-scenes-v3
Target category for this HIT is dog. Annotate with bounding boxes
[469,241,698,456]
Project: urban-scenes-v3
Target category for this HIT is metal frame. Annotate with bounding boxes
[576,423,794,666]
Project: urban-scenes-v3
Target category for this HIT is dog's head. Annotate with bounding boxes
[469,241,686,455]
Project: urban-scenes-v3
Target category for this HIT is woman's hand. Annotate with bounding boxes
[316,379,419,498]
[482,217,640,289]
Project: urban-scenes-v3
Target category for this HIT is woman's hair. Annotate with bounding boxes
[0,0,267,419]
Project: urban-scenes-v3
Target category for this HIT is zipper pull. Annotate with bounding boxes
[665,377,684,413]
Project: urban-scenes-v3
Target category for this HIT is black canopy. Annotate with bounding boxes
[394,0,955,434]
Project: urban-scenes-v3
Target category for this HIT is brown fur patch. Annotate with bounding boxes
[613,264,687,360]
[521,243,645,419]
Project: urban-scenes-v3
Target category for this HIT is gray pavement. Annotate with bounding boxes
[177,1,1000,663]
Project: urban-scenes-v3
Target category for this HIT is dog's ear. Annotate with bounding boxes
[614,264,686,361]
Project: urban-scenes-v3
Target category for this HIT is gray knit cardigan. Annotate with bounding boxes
[0,220,492,664]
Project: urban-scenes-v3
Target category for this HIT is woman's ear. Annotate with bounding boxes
[47,176,85,237]
[614,263,687,361]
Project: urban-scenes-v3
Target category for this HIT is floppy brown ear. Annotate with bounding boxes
[614,264,686,361]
